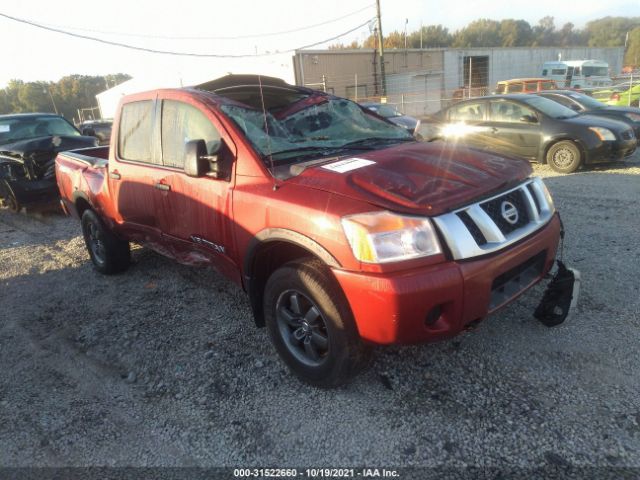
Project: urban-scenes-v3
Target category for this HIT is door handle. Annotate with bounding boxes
[154,183,171,192]
[490,127,499,134]
[109,172,121,180]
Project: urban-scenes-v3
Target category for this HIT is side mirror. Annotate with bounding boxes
[570,104,581,111]
[520,114,538,123]
[82,127,96,137]
[184,139,222,178]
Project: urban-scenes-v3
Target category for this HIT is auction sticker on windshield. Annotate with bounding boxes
[322,158,375,173]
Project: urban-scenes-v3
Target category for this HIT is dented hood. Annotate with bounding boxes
[288,142,532,216]
[0,135,97,160]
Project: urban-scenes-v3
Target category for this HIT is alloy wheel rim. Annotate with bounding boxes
[275,290,330,367]
[88,221,106,264]
[553,148,574,168]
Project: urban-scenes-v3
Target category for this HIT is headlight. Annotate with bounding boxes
[623,112,640,122]
[341,211,441,263]
[589,126,616,141]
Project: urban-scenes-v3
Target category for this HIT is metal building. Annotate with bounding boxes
[293,46,624,116]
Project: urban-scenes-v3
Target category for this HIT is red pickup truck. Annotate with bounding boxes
[56,75,568,387]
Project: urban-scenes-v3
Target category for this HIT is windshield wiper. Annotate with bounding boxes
[267,145,345,164]
[340,136,415,149]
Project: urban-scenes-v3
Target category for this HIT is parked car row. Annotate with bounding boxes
[424,91,638,173]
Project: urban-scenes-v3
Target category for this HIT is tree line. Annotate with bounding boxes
[331,16,640,67]
[0,74,131,122]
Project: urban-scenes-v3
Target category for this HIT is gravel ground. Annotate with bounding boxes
[1,152,639,472]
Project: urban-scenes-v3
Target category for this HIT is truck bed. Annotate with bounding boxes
[56,146,110,167]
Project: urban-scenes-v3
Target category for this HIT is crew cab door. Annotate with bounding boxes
[154,96,238,279]
[487,100,541,160]
[108,98,166,242]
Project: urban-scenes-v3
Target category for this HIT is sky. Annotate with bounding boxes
[1,0,639,88]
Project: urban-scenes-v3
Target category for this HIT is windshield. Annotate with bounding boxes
[0,116,80,146]
[521,96,579,119]
[563,92,606,109]
[221,97,412,164]
[582,66,609,77]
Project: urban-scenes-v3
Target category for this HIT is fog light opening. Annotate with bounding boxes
[425,305,442,327]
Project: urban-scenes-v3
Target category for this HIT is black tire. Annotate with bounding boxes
[264,259,368,388]
[3,190,20,213]
[546,140,582,173]
[81,209,130,274]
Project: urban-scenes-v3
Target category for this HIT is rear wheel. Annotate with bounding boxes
[81,209,130,274]
[264,259,368,387]
[546,140,582,173]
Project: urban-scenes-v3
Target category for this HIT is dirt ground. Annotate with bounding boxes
[1,155,639,470]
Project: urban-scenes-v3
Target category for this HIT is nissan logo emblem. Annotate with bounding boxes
[501,201,519,225]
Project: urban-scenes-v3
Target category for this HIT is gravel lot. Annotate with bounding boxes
[1,152,639,472]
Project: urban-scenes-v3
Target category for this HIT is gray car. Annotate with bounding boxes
[426,94,636,173]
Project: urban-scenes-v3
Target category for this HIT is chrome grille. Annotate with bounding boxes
[433,177,555,260]
[480,189,530,235]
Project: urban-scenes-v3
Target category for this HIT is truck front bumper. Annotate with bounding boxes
[332,214,561,345]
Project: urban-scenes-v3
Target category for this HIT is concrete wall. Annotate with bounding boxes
[293,49,445,114]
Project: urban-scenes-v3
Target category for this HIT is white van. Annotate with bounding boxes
[541,60,612,89]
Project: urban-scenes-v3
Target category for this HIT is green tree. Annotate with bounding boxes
[328,40,360,49]
[0,74,130,119]
[532,16,557,46]
[625,26,640,67]
[586,16,640,47]
[408,25,452,48]
[453,19,502,47]
[499,19,533,47]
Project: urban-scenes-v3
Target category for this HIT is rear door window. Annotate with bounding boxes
[449,102,486,122]
[118,101,155,163]
[161,100,221,169]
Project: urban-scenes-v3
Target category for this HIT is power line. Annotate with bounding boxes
[35,4,375,40]
[0,12,374,58]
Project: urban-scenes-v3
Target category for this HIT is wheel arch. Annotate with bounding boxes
[541,136,586,165]
[243,229,341,327]
[72,191,94,218]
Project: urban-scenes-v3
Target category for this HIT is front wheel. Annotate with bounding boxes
[546,140,582,173]
[2,190,20,212]
[81,209,130,274]
[263,259,368,388]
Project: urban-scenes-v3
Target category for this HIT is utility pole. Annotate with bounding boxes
[43,87,58,115]
[375,0,387,96]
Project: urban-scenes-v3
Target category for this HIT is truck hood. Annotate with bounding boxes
[287,141,532,216]
[0,135,97,160]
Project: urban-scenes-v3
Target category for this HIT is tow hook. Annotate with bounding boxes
[534,260,581,327]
